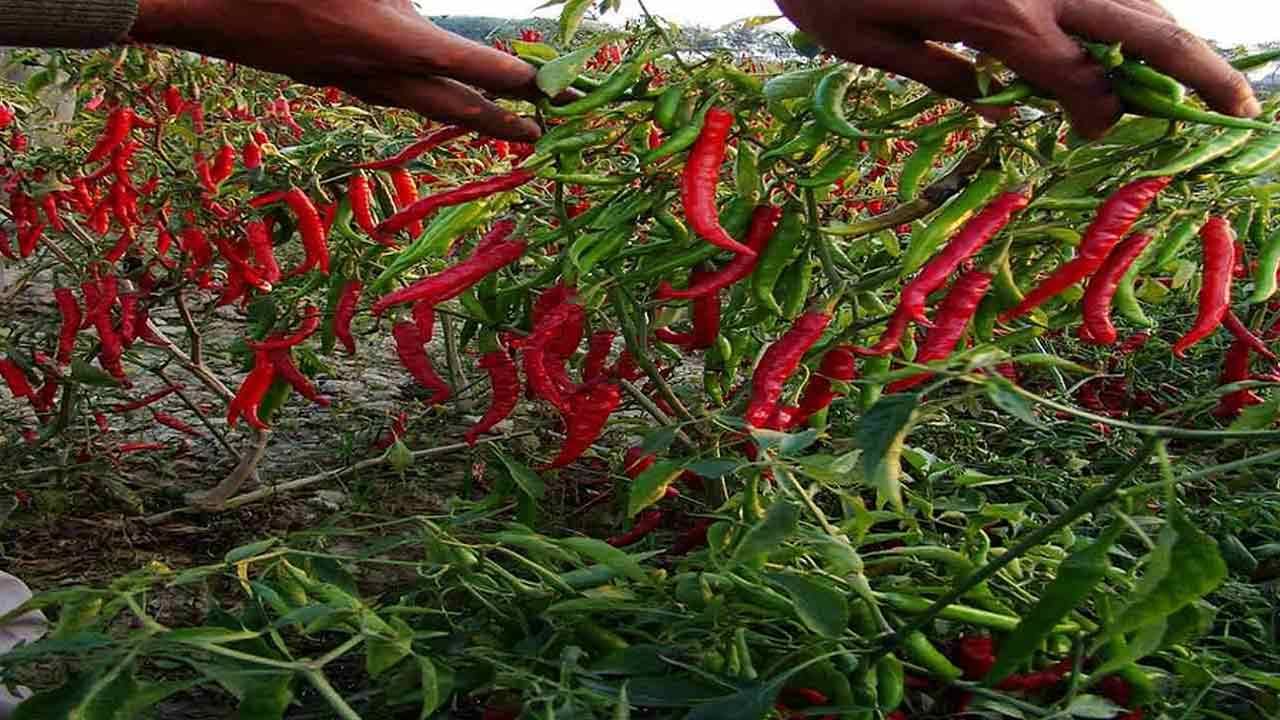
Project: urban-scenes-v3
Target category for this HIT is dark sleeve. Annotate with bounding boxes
[0,0,139,49]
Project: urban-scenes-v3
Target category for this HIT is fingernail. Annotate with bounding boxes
[1240,96,1263,118]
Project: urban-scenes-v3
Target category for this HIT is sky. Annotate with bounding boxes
[422,0,1279,46]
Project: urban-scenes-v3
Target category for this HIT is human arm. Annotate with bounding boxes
[777,0,1261,138]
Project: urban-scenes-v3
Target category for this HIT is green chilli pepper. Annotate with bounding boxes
[1231,49,1280,71]
[860,355,891,411]
[760,121,828,163]
[641,96,717,165]
[371,201,491,292]
[1220,132,1280,175]
[876,655,905,712]
[975,295,999,342]
[796,147,859,189]
[1115,263,1154,327]
[570,224,629,276]
[812,65,886,140]
[973,80,1037,106]
[1251,226,1280,303]
[1117,78,1280,132]
[1140,128,1254,178]
[735,142,762,204]
[898,130,947,201]
[902,631,963,681]
[716,65,763,96]
[545,173,630,186]
[1117,62,1186,102]
[866,93,944,128]
[763,64,841,103]
[1150,215,1205,270]
[753,211,804,316]
[545,59,645,117]
[901,170,1004,274]
[779,257,814,319]
[526,127,622,167]
[654,84,684,131]
[652,207,690,243]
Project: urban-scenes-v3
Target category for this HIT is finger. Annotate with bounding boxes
[399,22,543,100]
[1060,0,1260,117]
[1110,0,1176,22]
[823,24,988,101]
[352,74,541,142]
[978,26,1122,139]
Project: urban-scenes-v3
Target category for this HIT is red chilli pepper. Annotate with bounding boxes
[376,170,536,238]
[888,270,994,393]
[465,350,521,445]
[1213,338,1262,418]
[227,351,276,430]
[607,509,664,547]
[1003,178,1170,322]
[862,190,1029,356]
[270,349,330,407]
[0,358,34,398]
[393,321,452,405]
[243,139,263,170]
[246,220,281,284]
[1081,232,1154,345]
[372,236,525,315]
[583,331,617,382]
[334,280,363,355]
[53,288,82,365]
[246,306,322,351]
[547,382,622,469]
[1173,216,1235,356]
[284,188,330,275]
[793,345,858,425]
[153,411,203,437]
[86,108,134,164]
[682,108,756,256]
[349,172,378,235]
[657,206,781,300]
[388,169,424,239]
[353,127,470,171]
[525,303,579,413]
[1223,311,1278,363]
[109,384,184,413]
[746,312,832,428]
[412,301,436,339]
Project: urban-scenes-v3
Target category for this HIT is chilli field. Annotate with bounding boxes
[0,5,1279,720]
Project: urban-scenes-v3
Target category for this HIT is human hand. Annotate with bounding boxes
[131,0,542,141]
[776,0,1260,138]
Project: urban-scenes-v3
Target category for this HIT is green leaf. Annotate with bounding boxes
[237,671,294,720]
[1110,509,1227,637]
[1230,390,1280,431]
[512,40,559,63]
[985,376,1043,427]
[418,657,443,720]
[986,525,1121,685]
[537,47,597,98]
[1089,617,1167,681]
[627,461,683,517]
[684,680,782,720]
[733,499,801,564]
[558,537,649,584]
[225,538,279,564]
[366,618,414,678]
[857,394,917,511]
[1066,694,1126,719]
[766,572,850,638]
[749,427,819,456]
[492,448,545,500]
[639,426,677,454]
[70,359,121,387]
[559,0,595,45]
[684,458,741,480]
[1011,354,1094,374]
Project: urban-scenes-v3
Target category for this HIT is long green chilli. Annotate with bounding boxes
[762,64,840,103]
[1116,78,1279,132]
[795,147,858,189]
[1251,226,1280,303]
[371,201,491,292]
[653,84,684,131]
[545,59,644,117]
[641,97,716,165]
[901,170,1004,275]
[734,142,762,203]
[753,211,804,316]
[898,131,947,201]
[812,65,886,140]
[1115,262,1154,328]
[1150,215,1205,270]
[760,121,827,163]
[1219,132,1280,176]
[1139,128,1253,178]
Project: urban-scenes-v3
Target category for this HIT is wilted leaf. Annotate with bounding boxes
[627,461,683,517]
[766,573,850,638]
[733,499,800,564]
[537,47,596,98]
[857,394,917,511]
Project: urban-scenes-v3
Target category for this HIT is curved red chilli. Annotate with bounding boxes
[888,269,993,393]
[377,169,536,237]
[1173,216,1234,356]
[657,206,781,300]
[465,350,521,446]
[1081,232,1154,346]
[681,108,756,257]
[746,312,832,428]
[1002,177,1170,322]
[860,190,1029,357]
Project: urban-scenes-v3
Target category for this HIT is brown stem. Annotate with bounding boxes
[174,291,202,366]
[151,367,240,463]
